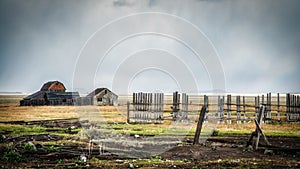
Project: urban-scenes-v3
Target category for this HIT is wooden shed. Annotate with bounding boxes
[87,88,118,106]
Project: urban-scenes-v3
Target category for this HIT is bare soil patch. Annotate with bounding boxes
[0,118,299,168]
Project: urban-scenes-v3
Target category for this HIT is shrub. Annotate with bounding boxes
[3,146,23,163]
[47,145,61,152]
[23,143,36,151]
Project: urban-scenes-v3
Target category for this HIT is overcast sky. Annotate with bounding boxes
[0,0,299,94]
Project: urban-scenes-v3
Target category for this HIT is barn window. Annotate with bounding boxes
[105,90,107,94]
[97,98,102,102]
[63,98,66,102]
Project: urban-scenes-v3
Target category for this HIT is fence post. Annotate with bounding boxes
[172,91,180,121]
[277,93,280,121]
[265,93,271,123]
[293,95,296,114]
[291,95,294,114]
[193,106,207,145]
[219,96,224,122]
[247,105,266,149]
[297,96,300,114]
[222,95,225,121]
[256,105,266,149]
[182,93,188,120]
[218,96,221,122]
[227,95,231,124]
[127,101,130,123]
[204,95,209,122]
[286,93,290,121]
[243,96,246,122]
[155,93,157,122]
[257,96,260,119]
[161,93,164,122]
[255,96,258,120]
[236,95,241,124]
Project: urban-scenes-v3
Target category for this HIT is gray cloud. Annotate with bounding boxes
[0,0,299,94]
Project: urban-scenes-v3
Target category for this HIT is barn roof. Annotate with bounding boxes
[40,81,66,91]
[24,91,45,100]
[86,88,117,97]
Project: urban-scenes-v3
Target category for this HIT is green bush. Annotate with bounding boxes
[3,146,23,163]
[47,145,61,152]
[23,143,36,151]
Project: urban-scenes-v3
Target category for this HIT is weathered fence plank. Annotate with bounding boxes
[277,93,280,121]
[247,105,266,149]
[217,96,224,122]
[227,95,232,124]
[193,106,207,145]
[236,96,241,124]
[204,95,209,122]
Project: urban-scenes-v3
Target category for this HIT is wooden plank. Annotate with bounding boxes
[277,93,280,121]
[255,96,260,119]
[255,105,265,149]
[127,101,130,123]
[221,96,225,121]
[254,119,270,145]
[247,105,265,149]
[236,95,241,123]
[204,95,208,121]
[243,96,246,122]
[227,95,231,124]
[286,93,290,121]
[193,106,207,144]
[286,93,290,112]
[293,95,296,114]
[186,95,189,119]
[297,96,300,113]
[161,93,164,120]
[218,96,221,121]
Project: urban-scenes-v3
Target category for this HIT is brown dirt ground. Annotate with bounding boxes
[0,118,299,168]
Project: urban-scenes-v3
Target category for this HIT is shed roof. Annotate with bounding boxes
[87,88,117,97]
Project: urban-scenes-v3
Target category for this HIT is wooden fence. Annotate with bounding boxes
[128,92,164,123]
[126,92,300,123]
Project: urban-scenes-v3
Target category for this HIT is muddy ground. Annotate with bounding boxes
[0,118,299,168]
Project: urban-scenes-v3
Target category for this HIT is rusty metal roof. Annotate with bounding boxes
[40,81,66,91]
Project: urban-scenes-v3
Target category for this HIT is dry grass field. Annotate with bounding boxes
[0,103,299,137]
[0,95,299,168]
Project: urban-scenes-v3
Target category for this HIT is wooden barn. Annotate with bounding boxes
[20,81,80,106]
[87,88,118,106]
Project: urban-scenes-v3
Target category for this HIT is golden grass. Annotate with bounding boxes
[0,104,299,137]
[0,104,78,121]
[216,122,300,136]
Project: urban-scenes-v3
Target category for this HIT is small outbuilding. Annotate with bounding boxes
[87,88,118,106]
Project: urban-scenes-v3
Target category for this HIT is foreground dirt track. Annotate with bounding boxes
[0,118,299,168]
